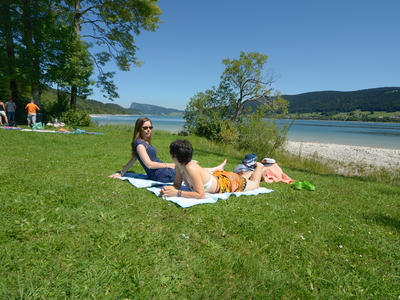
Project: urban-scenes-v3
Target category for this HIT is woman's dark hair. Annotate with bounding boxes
[170,139,193,164]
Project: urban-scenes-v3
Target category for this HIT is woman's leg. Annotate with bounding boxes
[205,159,227,173]
[244,162,264,191]
[239,171,254,179]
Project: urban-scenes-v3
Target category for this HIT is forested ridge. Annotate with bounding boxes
[282,87,400,113]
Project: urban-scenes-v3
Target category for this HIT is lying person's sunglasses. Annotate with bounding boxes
[142,126,153,130]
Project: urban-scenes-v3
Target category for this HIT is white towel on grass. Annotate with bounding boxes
[119,172,172,188]
[147,186,274,208]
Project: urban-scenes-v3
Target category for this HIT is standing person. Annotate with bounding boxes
[5,98,16,126]
[160,140,264,199]
[0,100,8,126]
[109,117,226,182]
[25,100,40,127]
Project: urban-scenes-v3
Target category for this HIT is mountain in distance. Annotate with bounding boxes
[281,87,400,113]
[128,102,183,116]
[44,86,400,115]
[41,87,183,115]
[78,98,141,115]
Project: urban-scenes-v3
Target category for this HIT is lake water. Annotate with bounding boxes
[90,115,400,149]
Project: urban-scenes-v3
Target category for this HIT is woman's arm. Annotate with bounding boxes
[173,165,183,190]
[108,157,136,178]
[136,144,174,169]
[120,157,137,176]
[161,163,206,199]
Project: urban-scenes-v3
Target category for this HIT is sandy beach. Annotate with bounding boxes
[285,141,400,170]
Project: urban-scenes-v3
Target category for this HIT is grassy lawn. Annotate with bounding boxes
[1,125,399,298]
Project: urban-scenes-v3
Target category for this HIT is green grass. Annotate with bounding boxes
[1,125,399,298]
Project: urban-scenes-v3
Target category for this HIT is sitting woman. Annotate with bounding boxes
[161,140,264,199]
[109,117,225,183]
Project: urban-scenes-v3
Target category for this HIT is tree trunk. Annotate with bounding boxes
[70,86,77,110]
[5,14,19,102]
[1,0,20,105]
[22,0,41,106]
[231,102,243,122]
[31,0,42,106]
[70,0,81,110]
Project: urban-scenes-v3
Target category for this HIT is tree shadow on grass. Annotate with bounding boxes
[364,214,400,232]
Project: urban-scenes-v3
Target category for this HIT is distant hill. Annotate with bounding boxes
[128,102,183,116]
[43,87,399,116]
[282,87,400,113]
[41,87,141,115]
[77,98,141,115]
[41,87,183,115]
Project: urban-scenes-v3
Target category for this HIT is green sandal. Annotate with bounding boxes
[302,180,315,191]
[291,181,303,190]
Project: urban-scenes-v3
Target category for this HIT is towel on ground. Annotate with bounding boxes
[119,172,172,188]
[1,126,22,130]
[19,128,103,135]
[147,185,274,208]
[263,163,295,184]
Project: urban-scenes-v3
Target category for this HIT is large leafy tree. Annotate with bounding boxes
[184,86,234,138]
[65,0,162,108]
[184,52,291,155]
[184,52,289,132]
[20,0,59,106]
[220,51,287,122]
[0,0,162,115]
[0,0,81,109]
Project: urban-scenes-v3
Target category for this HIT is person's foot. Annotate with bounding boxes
[216,159,227,171]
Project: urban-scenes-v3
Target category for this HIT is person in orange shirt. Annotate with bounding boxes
[25,100,40,127]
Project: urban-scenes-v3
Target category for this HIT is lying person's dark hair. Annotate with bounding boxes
[169,139,193,164]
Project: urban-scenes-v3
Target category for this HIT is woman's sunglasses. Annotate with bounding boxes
[142,126,153,130]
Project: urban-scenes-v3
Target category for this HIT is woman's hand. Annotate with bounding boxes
[166,163,175,169]
[108,173,122,179]
[160,185,178,197]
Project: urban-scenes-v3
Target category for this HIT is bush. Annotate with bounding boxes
[59,110,91,127]
[236,111,291,158]
[218,120,238,145]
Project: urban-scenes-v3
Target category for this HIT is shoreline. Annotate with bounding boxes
[285,140,400,170]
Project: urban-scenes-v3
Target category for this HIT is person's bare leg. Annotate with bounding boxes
[206,159,227,173]
[240,171,254,179]
[244,163,264,191]
[249,162,264,182]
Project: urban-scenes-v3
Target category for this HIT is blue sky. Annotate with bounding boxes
[90,0,400,110]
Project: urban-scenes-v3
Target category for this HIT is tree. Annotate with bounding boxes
[184,52,291,155]
[220,51,287,122]
[65,0,162,107]
[184,86,234,137]
[184,52,289,132]
[0,0,20,103]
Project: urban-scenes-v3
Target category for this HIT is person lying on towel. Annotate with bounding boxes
[160,140,264,199]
